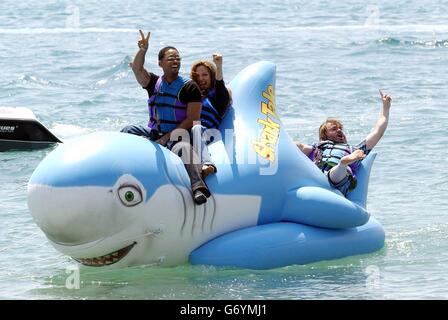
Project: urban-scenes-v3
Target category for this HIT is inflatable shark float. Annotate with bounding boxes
[27,62,385,269]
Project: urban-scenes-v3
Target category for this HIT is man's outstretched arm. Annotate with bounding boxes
[295,141,314,157]
[365,90,392,150]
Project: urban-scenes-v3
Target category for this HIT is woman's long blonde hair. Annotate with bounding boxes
[190,60,217,90]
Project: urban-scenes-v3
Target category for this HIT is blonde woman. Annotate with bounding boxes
[190,53,231,178]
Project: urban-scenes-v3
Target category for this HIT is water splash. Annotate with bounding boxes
[50,123,92,140]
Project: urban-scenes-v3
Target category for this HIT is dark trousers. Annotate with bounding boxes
[121,125,209,196]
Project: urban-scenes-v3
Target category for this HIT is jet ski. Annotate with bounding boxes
[0,107,62,151]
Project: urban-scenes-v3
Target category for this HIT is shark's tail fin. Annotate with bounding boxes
[347,152,377,209]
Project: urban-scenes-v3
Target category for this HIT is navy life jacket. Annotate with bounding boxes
[147,76,191,134]
[200,89,222,129]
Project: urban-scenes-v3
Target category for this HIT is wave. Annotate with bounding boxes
[376,37,448,48]
[0,27,137,34]
[218,24,448,33]
[284,24,448,33]
[90,56,133,86]
[1,25,448,35]
[92,56,132,78]
[6,74,72,88]
[6,56,132,89]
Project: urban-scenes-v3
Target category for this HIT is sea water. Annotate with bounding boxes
[0,0,447,299]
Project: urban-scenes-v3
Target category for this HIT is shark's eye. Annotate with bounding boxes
[118,185,142,207]
[125,191,134,202]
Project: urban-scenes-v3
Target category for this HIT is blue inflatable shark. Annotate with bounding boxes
[27,61,385,269]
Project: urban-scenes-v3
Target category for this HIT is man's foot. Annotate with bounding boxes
[193,189,207,205]
[201,165,216,179]
[340,149,366,166]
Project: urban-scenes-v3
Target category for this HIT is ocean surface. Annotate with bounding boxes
[1,0,447,300]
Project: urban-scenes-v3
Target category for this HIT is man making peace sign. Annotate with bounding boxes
[121,30,210,205]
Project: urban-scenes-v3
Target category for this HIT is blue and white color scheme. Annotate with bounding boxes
[27,62,385,270]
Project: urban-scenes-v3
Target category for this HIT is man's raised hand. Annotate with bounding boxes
[138,30,150,52]
[379,89,392,109]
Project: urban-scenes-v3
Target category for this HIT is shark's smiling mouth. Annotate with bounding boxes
[73,242,136,267]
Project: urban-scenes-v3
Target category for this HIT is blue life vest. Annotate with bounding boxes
[314,140,355,172]
[200,89,222,129]
[314,140,359,192]
[147,76,191,134]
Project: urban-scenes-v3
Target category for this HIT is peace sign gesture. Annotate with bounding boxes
[138,30,151,52]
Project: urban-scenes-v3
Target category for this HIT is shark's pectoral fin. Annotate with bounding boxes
[281,186,370,229]
[189,220,385,269]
